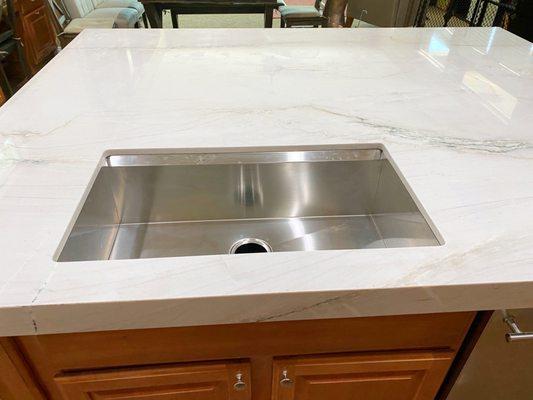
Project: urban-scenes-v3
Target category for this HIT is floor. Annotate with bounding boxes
[161,13,373,28]
[162,13,282,28]
[424,5,469,27]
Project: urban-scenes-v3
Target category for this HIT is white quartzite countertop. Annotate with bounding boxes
[0,27,532,336]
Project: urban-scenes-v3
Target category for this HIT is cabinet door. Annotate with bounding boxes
[22,5,56,66]
[20,0,42,16]
[54,361,251,400]
[272,351,454,400]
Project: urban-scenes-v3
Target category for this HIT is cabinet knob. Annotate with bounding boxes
[280,370,293,387]
[233,373,246,391]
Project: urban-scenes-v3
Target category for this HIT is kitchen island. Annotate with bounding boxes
[0,26,531,335]
[1,26,532,400]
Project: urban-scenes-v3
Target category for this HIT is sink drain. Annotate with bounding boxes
[229,238,272,254]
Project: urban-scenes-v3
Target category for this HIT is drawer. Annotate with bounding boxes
[20,0,43,15]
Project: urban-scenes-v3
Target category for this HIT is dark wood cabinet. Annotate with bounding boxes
[22,5,56,67]
[15,0,56,73]
[19,0,42,16]
[1,312,482,400]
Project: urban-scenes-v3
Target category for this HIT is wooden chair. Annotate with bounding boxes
[278,0,327,27]
[0,0,30,99]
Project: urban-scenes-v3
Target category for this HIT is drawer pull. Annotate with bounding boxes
[233,373,246,391]
[504,311,533,342]
[280,370,293,387]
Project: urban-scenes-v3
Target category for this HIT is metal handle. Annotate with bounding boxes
[503,311,533,342]
[233,373,246,391]
[280,370,293,387]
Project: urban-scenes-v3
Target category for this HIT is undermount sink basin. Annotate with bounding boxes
[56,145,441,262]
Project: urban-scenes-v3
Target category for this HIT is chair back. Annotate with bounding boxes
[62,0,95,18]
[47,0,72,32]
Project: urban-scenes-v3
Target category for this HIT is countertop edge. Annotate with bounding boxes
[3,280,533,336]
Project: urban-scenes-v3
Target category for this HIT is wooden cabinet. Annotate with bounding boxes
[14,0,57,74]
[0,338,45,400]
[55,361,252,400]
[22,5,56,67]
[271,351,454,400]
[19,0,42,16]
[2,312,485,400]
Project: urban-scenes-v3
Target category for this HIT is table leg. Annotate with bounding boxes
[171,9,179,28]
[264,5,274,28]
[145,3,163,28]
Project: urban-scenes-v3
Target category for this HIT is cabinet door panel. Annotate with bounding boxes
[272,351,454,400]
[22,6,56,65]
[55,361,251,400]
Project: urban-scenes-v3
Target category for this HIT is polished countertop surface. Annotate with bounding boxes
[0,27,532,336]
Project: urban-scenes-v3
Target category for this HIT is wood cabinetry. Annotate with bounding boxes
[22,5,56,67]
[0,338,46,400]
[55,362,252,400]
[14,0,56,73]
[1,312,483,400]
[271,351,454,400]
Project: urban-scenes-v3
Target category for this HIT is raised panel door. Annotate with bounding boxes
[272,351,454,400]
[55,361,252,400]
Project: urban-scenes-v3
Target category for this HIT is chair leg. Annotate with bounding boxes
[171,10,179,28]
[142,12,149,28]
[14,40,31,80]
[0,61,13,99]
[145,4,163,28]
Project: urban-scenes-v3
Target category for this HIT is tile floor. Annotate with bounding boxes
[161,12,373,28]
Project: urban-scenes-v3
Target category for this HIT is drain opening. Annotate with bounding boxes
[230,238,272,254]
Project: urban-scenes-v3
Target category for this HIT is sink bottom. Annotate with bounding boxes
[69,213,437,260]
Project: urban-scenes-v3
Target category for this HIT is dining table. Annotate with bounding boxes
[141,0,282,28]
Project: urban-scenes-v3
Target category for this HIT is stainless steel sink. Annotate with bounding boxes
[56,145,441,262]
